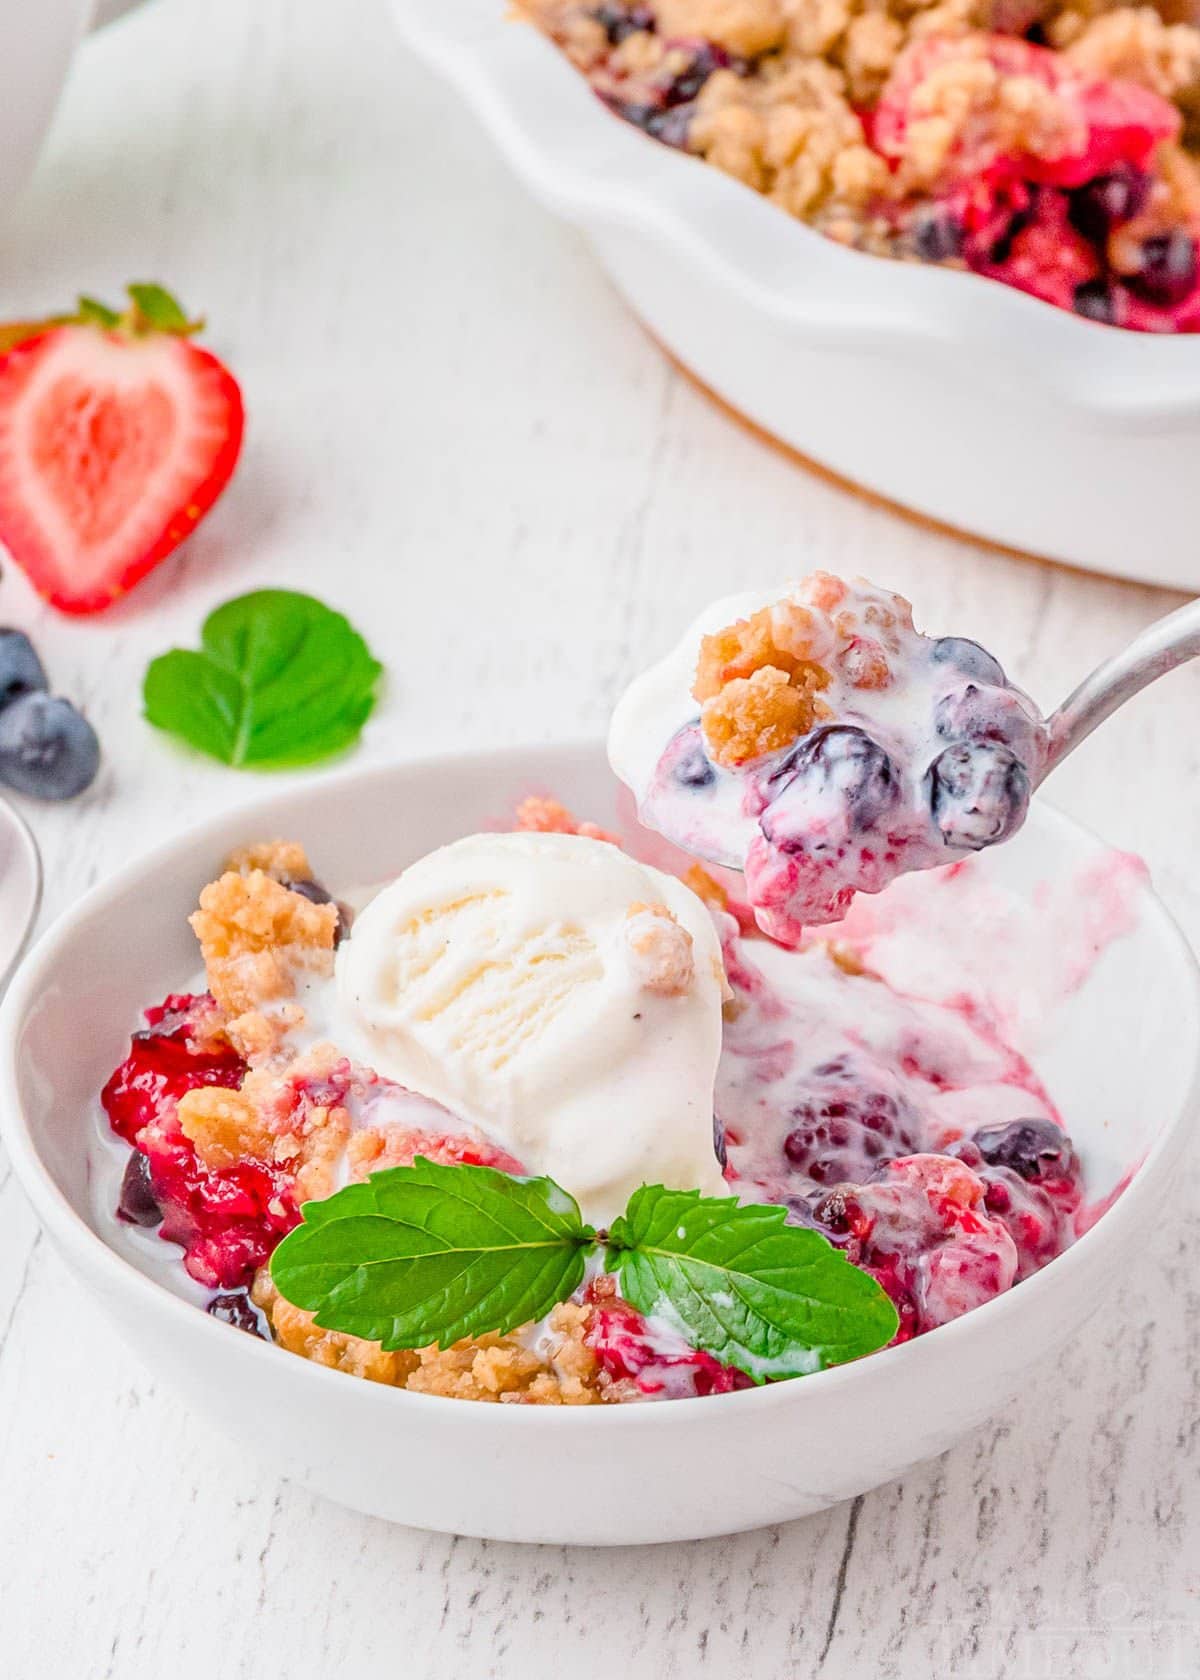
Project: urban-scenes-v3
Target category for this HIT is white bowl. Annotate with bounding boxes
[1,742,1197,1544]
[392,0,1200,588]
[0,796,41,992]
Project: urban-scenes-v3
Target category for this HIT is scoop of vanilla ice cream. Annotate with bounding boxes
[336,830,729,1223]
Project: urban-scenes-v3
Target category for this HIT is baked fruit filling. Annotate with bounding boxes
[521,0,1200,329]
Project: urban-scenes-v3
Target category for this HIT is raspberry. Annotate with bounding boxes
[875,36,1179,192]
[585,1281,753,1398]
[813,1154,1018,1335]
[141,1126,298,1290]
[101,992,245,1144]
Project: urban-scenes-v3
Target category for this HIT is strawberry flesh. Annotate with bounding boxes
[0,324,243,614]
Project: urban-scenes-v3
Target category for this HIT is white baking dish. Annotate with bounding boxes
[392,0,1200,589]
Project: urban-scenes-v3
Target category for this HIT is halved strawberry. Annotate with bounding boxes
[0,284,243,615]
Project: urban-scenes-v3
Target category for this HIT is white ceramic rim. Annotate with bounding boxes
[0,794,42,993]
[392,0,1200,431]
[1,741,1198,1427]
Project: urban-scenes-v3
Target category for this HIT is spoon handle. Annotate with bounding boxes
[1043,596,1200,778]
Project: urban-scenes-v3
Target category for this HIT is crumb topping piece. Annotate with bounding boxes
[513,794,622,846]
[226,840,313,883]
[251,1270,608,1403]
[694,590,839,765]
[190,868,338,1017]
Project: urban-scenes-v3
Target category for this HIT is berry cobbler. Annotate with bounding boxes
[521,0,1200,329]
[610,573,1048,944]
[97,778,1101,1403]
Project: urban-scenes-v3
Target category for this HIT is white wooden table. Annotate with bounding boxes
[1,2,1197,1674]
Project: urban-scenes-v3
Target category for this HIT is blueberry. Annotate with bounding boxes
[288,877,353,945]
[1073,279,1119,325]
[970,1117,1074,1182]
[1067,167,1149,245]
[591,2,655,44]
[206,1291,271,1339]
[665,44,728,106]
[933,684,1039,761]
[912,207,964,263]
[712,1112,728,1170]
[287,876,333,906]
[762,726,899,849]
[673,743,716,789]
[116,1151,161,1227]
[0,692,99,800]
[926,739,1030,850]
[1126,232,1198,308]
[930,637,1006,686]
[0,629,47,712]
[644,105,694,148]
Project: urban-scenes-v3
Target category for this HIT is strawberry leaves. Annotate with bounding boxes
[144,589,383,769]
[270,1163,899,1380]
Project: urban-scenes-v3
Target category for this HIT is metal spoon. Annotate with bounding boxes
[1042,595,1200,778]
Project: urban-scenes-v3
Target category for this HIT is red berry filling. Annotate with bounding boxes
[100,992,245,1145]
[874,36,1200,328]
[813,1154,1020,1337]
[585,1281,754,1397]
[101,992,298,1289]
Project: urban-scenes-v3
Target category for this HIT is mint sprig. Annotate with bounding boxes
[270,1158,594,1348]
[144,589,382,769]
[607,1185,898,1380]
[270,1162,898,1381]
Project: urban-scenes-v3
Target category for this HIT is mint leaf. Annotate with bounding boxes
[127,282,200,335]
[607,1186,898,1382]
[144,589,382,769]
[269,1159,595,1350]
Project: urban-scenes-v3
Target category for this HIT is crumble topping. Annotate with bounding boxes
[226,840,313,883]
[179,1045,352,1202]
[251,1269,609,1403]
[190,868,338,1017]
[694,590,839,764]
[513,794,622,846]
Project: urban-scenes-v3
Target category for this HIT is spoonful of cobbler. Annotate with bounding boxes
[609,574,1200,946]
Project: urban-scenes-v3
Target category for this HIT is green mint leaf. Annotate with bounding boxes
[126,281,200,334]
[143,588,383,769]
[76,295,121,329]
[270,1159,595,1350]
[607,1186,899,1382]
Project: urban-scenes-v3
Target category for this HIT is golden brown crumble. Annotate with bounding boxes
[179,1045,352,1202]
[252,1270,421,1385]
[694,595,835,764]
[190,868,337,1017]
[252,1270,611,1403]
[513,794,622,846]
[701,666,816,764]
[226,840,313,883]
[1058,3,1200,97]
